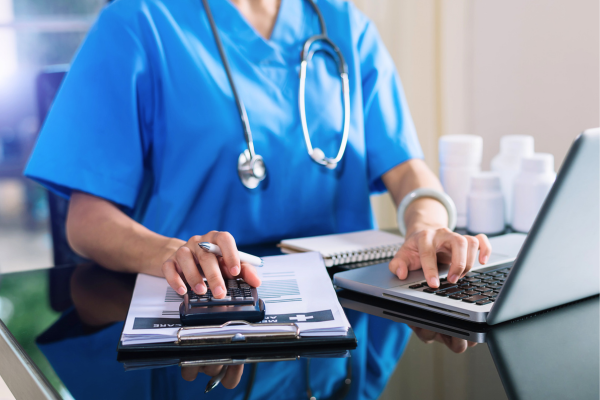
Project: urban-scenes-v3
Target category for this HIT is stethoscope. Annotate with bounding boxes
[202,0,350,189]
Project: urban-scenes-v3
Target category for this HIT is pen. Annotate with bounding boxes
[205,365,228,393]
[198,242,263,267]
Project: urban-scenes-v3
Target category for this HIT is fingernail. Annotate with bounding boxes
[449,274,459,283]
[212,285,225,297]
[176,286,187,295]
[429,277,440,288]
[483,255,489,264]
[230,265,240,276]
[194,283,205,294]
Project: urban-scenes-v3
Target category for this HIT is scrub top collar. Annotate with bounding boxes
[205,0,317,65]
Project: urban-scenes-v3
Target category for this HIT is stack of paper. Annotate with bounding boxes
[120,252,350,346]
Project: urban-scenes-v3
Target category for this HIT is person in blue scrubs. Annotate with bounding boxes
[26,0,492,385]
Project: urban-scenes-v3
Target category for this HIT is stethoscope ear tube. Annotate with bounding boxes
[298,38,350,168]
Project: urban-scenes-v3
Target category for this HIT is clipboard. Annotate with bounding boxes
[117,320,357,353]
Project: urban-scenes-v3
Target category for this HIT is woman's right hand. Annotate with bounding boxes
[181,364,244,388]
[162,231,261,298]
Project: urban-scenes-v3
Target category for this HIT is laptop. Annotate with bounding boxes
[334,128,600,324]
[338,289,599,399]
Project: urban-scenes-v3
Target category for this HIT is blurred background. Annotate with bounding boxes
[0,1,597,398]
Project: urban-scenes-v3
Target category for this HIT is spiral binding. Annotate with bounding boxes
[324,244,403,266]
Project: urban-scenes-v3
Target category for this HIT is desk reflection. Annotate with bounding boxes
[339,289,599,400]
[36,264,412,400]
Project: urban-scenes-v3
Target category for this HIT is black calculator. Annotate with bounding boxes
[179,279,265,326]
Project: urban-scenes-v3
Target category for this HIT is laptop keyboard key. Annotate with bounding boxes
[435,291,450,297]
[470,282,486,287]
[437,282,458,290]
[462,295,489,303]
[475,300,493,305]
[482,279,499,284]
[449,294,469,300]
[464,290,479,296]
[442,287,464,295]
[409,284,423,289]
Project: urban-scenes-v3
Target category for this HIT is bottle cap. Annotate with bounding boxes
[439,135,483,166]
[520,153,554,174]
[499,135,534,158]
[470,171,501,191]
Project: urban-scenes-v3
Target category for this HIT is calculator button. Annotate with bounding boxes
[234,297,245,301]
[212,296,232,301]
[244,297,255,301]
[190,298,198,302]
[198,297,208,302]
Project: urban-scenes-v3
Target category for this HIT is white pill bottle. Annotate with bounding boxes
[511,153,556,232]
[467,172,505,235]
[439,135,483,228]
[491,135,535,226]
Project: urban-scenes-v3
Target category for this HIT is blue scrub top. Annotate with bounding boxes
[25,0,423,245]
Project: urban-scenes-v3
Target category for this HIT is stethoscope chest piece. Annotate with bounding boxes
[238,149,266,189]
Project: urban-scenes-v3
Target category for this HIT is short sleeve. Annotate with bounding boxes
[24,4,153,209]
[357,18,424,193]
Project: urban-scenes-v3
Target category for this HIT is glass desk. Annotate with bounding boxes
[0,261,598,400]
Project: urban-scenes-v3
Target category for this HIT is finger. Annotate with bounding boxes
[218,258,235,280]
[221,365,244,389]
[438,232,468,284]
[180,366,200,382]
[410,326,436,343]
[206,231,241,277]
[467,341,478,347]
[195,249,227,299]
[389,251,410,280]
[239,262,262,287]
[445,336,468,354]
[476,234,492,264]
[463,235,480,276]
[417,232,440,288]
[162,260,187,295]
[175,246,206,295]
[203,365,224,377]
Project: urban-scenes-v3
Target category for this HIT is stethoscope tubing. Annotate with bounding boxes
[202,0,350,187]
[201,0,257,159]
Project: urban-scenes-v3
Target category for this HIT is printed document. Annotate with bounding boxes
[120,252,350,346]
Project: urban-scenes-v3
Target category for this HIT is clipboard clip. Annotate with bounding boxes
[179,355,300,367]
[176,320,300,345]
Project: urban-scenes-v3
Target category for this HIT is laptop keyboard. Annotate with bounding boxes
[408,263,513,306]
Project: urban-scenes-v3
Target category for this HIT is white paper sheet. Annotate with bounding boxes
[120,252,350,346]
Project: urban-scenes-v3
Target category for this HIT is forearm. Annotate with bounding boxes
[382,159,448,236]
[66,191,184,276]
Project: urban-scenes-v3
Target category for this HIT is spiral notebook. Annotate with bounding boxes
[279,230,404,267]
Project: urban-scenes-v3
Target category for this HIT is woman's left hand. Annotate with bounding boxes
[410,325,478,353]
[389,227,492,288]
